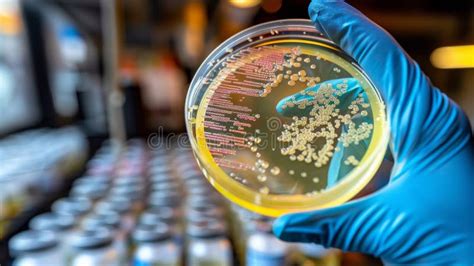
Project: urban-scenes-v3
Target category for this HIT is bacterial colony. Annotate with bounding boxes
[190,40,378,196]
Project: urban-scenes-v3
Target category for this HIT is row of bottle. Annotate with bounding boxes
[8,140,156,265]
[9,139,341,266]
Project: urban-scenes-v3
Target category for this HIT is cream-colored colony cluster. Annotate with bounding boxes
[250,49,374,191]
[277,85,372,168]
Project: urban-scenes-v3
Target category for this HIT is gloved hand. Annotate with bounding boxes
[272,0,474,264]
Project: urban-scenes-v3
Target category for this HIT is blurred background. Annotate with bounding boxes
[0,0,473,265]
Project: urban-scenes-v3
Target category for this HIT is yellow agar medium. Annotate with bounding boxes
[187,25,389,217]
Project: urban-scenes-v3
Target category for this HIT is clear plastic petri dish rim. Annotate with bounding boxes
[185,19,389,217]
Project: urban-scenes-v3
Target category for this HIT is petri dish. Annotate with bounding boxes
[185,19,389,217]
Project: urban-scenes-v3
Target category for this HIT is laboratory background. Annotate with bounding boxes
[0,0,473,265]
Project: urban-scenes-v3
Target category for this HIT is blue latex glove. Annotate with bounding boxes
[272,0,474,264]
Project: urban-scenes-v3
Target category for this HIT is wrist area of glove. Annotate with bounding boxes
[384,142,474,264]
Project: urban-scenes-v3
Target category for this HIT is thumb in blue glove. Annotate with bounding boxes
[276,78,371,187]
[272,0,474,264]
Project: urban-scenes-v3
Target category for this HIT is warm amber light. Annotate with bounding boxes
[262,0,282,13]
[430,45,474,69]
[228,0,261,8]
[0,12,20,35]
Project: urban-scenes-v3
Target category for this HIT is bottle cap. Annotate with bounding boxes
[70,227,113,249]
[132,223,171,243]
[70,183,108,200]
[95,198,132,214]
[29,212,75,231]
[186,220,227,239]
[148,191,181,207]
[81,212,121,230]
[51,197,91,217]
[140,207,178,225]
[9,230,58,255]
